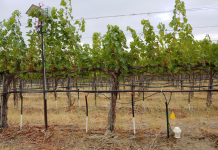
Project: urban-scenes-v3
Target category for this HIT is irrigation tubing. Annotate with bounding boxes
[1,80,218,89]
[9,83,218,90]
[2,88,218,95]
[12,80,218,86]
[3,82,218,91]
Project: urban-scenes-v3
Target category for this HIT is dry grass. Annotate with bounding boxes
[1,81,218,149]
[6,81,218,135]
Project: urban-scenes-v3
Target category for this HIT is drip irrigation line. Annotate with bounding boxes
[135,84,218,88]
[126,81,217,84]
[9,86,215,91]
[2,88,218,95]
[13,83,218,90]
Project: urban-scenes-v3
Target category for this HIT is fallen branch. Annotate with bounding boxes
[43,132,47,144]
[149,131,161,150]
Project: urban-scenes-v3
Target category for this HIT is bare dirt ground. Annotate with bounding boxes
[0,124,218,149]
[0,83,218,149]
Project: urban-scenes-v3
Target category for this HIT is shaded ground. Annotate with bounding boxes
[0,125,218,150]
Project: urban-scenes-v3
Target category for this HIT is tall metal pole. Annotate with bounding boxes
[41,21,48,130]
[20,81,23,130]
[143,88,145,109]
[1,72,5,128]
[110,92,113,131]
[188,92,191,111]
[55,78,58,109]
[94,72,96,106]
[132,93,135,134]
[165,102,169,138]
[78,88,80,107]
[68,76,71,106]
[85,95,88,133]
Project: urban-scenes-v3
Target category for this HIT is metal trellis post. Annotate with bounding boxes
[1,72,5,129]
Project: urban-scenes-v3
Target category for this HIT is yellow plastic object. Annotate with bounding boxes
[170,111,176,120]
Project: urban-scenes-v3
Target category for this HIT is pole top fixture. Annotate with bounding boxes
[26,4,40,15]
